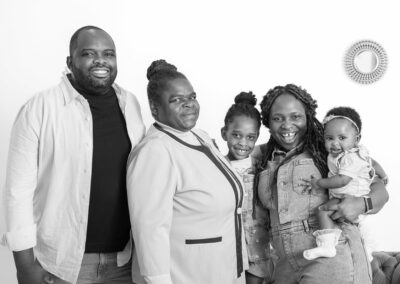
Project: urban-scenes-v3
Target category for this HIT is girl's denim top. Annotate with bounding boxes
[231,156,271,263]
[256,148,329,225]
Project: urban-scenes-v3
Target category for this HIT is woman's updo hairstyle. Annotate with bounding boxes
[147,59,187,104]
[223,91,261,129]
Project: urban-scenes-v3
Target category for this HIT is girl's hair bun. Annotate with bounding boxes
[234,91,257,106]
[146,59,177,80]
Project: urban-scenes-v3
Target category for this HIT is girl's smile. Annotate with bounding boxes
[222,115,259,161]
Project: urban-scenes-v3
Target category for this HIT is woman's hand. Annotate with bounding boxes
[319,195,365,223]
[319,179,388,223]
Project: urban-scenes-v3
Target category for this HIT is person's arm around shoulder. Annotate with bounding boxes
[127,138,176,284]
[3,97,47,283]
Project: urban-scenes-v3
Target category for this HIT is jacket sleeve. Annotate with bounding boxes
[127,138,176,283]
[2,99,42,251]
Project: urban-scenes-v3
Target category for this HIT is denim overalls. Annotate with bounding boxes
[257,148,372,284]
[236,157,275,281]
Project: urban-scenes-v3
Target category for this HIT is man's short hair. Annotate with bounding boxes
[69,25,104,56]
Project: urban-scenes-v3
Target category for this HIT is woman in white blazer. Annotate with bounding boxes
[127,59,247,284]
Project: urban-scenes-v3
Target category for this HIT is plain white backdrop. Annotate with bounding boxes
[1,1,399,282]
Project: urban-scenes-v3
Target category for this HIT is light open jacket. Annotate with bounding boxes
[127,122,248,284]
[2,73,146,283]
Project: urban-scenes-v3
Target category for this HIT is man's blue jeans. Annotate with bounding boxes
[43,252,132,284]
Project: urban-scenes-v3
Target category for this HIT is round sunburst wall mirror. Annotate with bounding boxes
[344,40,388,84]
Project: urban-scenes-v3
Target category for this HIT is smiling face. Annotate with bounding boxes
[152,78,200,132]
[222,115,259,161]
[268,94,307,151]
[67,28,117,94]
[324,118,360,157]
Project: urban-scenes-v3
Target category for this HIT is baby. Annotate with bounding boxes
[303,106,387,261]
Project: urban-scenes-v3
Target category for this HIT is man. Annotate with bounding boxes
[2,26,146,283]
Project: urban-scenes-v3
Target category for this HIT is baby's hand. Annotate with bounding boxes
[375,171,389,185]
[381,175,389,185]
[301,175,322,193]
[310,175,322,190]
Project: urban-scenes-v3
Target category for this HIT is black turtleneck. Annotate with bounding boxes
[69,76,132,253]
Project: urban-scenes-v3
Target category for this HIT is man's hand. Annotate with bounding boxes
[16,259,48,284]
[13,249,48,284]
[319,195,365,223]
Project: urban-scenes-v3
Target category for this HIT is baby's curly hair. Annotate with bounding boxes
[223,91,261,129]
[325,106,362,133]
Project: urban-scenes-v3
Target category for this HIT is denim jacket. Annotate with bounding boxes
[231,157,271,264]
[256,149,329,225]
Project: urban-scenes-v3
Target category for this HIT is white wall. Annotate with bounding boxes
[1,1,399,282]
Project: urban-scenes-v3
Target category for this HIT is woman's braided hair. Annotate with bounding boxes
[223,91,261,129]
[259,84,328,177]
[146,59,187,105]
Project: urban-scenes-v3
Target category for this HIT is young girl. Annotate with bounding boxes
[303,106,388,261]
[221,92,275,284]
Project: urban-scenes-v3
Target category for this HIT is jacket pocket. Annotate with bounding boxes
[292,158,322,195]
[185,236,222,244]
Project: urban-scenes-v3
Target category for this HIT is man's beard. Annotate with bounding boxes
[72,68,117,95]
[87,75,112,89]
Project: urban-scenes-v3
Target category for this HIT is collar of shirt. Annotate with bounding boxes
[154,120,201,145]
[60,71,127,109]
[229,156,253,175]
[271,143,304,162]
